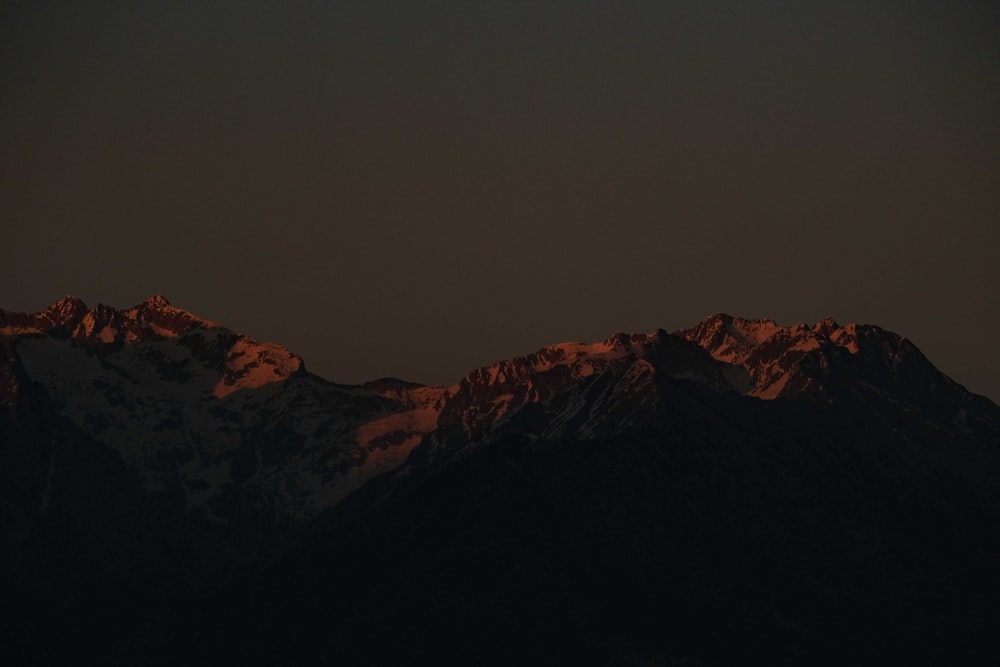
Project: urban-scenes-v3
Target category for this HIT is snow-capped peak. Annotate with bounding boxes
[1,295,89,336]
[1,295,221,341]
[213,336,304,398]
[676,314,921,399]
[679,313,783,364]
[122,295,219,338]
[44,294,89,317]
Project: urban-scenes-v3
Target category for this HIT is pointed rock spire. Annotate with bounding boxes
[41,295,89,330]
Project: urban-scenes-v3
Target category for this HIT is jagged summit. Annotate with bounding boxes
[675,314,940,401]
[678,313,880,359]
[137,294,172,308]
[3,298,986,413]
[45,294,88,312]
[123,295,218,338]
[436,313,960,409]
[458,327,733,393]
[1,296,303,399]
[682,313,783,357]
[0,295,219,341]
[40,295,89,329]
[419,328,749,457]
[1,295,87,335]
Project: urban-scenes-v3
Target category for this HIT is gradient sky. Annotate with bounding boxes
[2,1,998,401]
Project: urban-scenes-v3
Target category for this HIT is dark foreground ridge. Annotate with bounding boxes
[2,297,999,665]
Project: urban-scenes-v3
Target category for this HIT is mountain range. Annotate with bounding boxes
[3,296,999,665]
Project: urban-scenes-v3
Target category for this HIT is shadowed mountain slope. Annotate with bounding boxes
[2,298,998,665]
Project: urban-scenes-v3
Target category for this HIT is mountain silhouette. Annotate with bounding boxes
[2,297,998,665]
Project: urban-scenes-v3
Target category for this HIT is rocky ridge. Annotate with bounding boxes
[3,296,1000,664]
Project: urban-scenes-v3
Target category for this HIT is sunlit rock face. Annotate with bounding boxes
[411,329,748,464]
[678,313,964,403]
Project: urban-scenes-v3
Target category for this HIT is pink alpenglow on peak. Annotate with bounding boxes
[123,295,220,338]
[0,296,303,400]
[0,295,89,336]
[0,295,218,341]
[213,337,304,398]
[676,314,923,400]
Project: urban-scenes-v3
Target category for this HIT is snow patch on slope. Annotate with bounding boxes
[213,338,303,398]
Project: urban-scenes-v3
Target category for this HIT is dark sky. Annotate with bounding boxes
[2,2,998,401]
